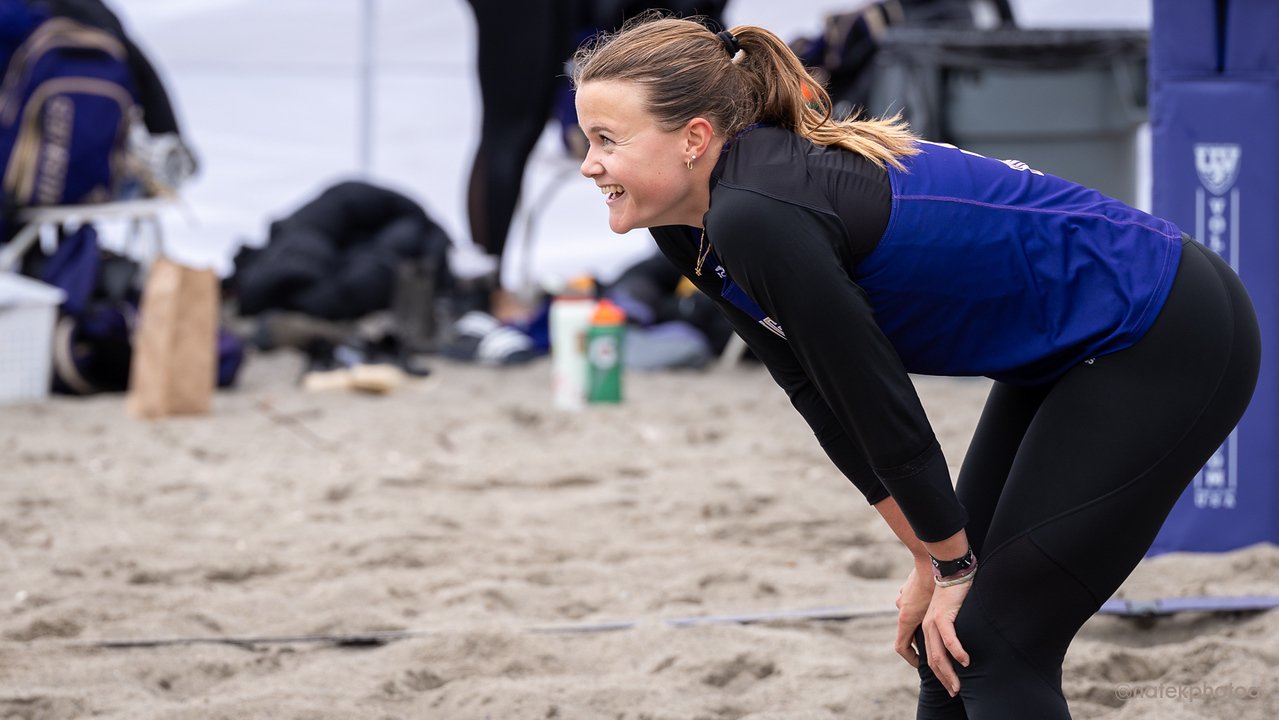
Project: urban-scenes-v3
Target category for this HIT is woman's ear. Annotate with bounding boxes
[684,117,716,159]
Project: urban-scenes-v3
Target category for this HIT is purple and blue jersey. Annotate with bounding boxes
[868,139,1182,384]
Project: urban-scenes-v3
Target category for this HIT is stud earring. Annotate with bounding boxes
[687,155,697,171]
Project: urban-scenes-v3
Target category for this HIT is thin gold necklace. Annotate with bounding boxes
[694,228,710,276]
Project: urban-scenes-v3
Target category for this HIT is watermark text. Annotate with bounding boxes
[1115,682,1261,702]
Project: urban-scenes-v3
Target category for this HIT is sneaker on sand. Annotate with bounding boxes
[439,311,537,366]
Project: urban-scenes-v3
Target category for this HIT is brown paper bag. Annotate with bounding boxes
[126,256,219,418]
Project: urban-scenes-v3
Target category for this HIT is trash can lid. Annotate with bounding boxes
[876,28,1148,71]
[0,272,66,307]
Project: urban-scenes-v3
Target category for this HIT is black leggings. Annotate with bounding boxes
[915,238,1260,719]
[465,0,584,265]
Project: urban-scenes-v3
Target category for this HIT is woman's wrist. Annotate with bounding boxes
[922,530,970,563]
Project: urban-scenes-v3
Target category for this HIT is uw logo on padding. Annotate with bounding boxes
[1194,446,1236,509]
[1191,143,1241,509]
[1193,143,1242,264]
[1194,143,1242,195]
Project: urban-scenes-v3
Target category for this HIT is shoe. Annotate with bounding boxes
[439,311,537,366]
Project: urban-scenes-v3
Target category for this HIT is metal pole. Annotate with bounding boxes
[359,0,375,174]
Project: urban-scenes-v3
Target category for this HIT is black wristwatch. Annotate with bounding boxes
[930,546,977,580]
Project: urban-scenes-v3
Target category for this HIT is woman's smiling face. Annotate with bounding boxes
[575,80,711,233]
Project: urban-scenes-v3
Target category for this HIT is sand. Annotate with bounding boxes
[2,351,1277,719]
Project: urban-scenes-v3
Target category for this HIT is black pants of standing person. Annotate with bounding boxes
[464,0,585,270]
[913,237,1260,719]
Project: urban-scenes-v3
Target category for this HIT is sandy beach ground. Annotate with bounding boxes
[4,1,1274,717]
[2,352,1277,719]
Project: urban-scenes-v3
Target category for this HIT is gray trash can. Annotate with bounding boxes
[870,28,1148,206]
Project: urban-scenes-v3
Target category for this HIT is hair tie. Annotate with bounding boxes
[716,30,739,58]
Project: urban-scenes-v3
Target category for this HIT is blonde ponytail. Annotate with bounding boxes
[730,26,918,170]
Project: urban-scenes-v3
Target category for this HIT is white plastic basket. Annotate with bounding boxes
[0,273,66,405]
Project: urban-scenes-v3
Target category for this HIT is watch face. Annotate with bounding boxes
[931,549,974,577]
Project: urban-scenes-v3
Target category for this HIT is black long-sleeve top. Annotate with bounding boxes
[649,127,967,543]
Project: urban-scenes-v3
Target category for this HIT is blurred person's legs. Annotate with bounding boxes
[464,0,582,321]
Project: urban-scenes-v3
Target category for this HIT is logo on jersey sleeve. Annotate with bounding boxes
[760,317,785,339]
[1000,158,1044,176]
[918,140,1044,176]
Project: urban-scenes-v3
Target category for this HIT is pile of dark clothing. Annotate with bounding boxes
[229,180,453,321]
[224,180,455,376]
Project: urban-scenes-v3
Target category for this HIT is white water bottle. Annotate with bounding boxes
[549,286,597,410]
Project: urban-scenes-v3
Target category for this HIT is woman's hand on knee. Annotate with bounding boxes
[923,582,972,697]
[894,562,934,667]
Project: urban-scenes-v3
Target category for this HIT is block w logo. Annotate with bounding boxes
[1194,143,1242,196]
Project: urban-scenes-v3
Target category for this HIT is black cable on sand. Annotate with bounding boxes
[66,596,1279,651]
